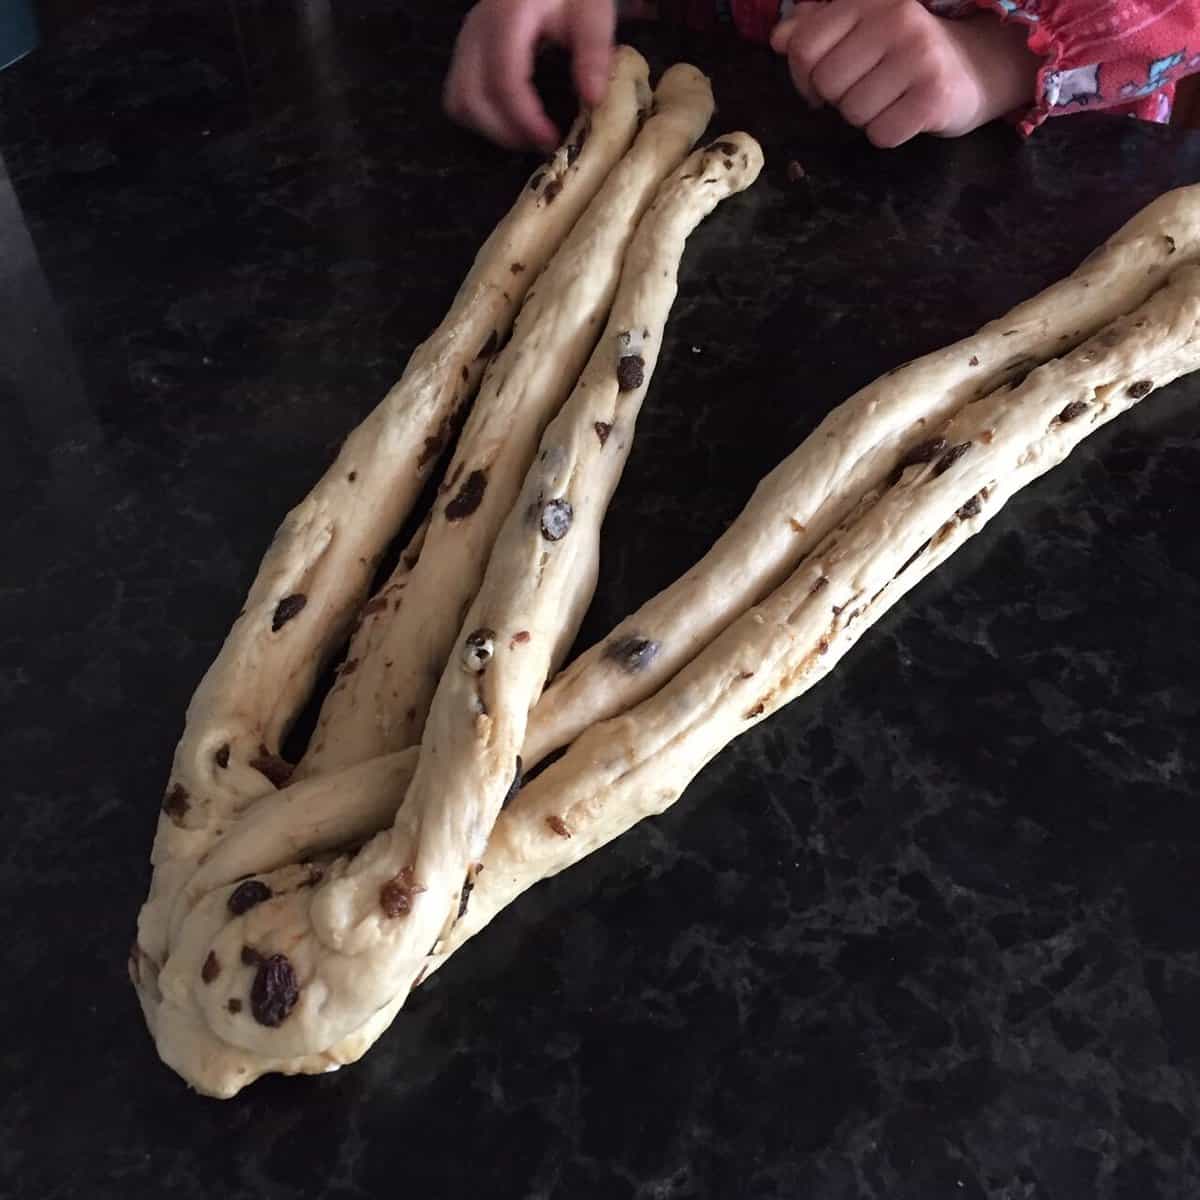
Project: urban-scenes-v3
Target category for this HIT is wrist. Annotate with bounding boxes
[950,12,1041,130]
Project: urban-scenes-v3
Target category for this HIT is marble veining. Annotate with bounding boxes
[1,2,1199,1197]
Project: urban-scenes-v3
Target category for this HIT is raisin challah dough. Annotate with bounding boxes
[433,263,1200,964]
[296,63,716,778]
[132,47,651,1085]
[521,185,1200,767]
[143,133,764,1096]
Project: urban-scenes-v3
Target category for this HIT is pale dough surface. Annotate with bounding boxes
[145,130,762,1094]
[432,264,1200,964]
[133,47,652,1089]
[297,63,715,778]
[522,183,1200,768]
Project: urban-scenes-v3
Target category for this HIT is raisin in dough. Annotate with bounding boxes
[296,63,715,779]
[521,182,1200,768]
[428,264,1200,964]
[159,265,1200,1053]
[132,47,650,1062]
[153,134,764,1089]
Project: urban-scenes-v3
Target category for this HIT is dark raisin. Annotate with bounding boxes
[933,442,972,476]
[249,747,293,789]
[1165,234,1176,254]
[361,594,389,620]
[201,951,221,984]
[957,494,983,520]
[568,118,592,164]
[340,658,359,677]
[889,437,948,485]
[457,875,475,920]
[510,261,525,274]
[380,866,424,918]
[540,498,573,541]
[542,178,563,203]
[745,703,765,719]
[162,783,190,822]
[1057,400,1089,423]
[1005,358,1038,389]
[969,355,979,366]
[902,437,948,469]
[445,469,488,521]
[503,757,523,808]
[511,630,531,645]
[606,636,659,673]
[272,594,306,631]
[228,998,242,1014]
[1127,380,1153,399]
[617,354,645,392]
[215,744,230,769]
[241,945,262,967]
[895,538,933,578]
[418,433,445,469]
[347,470,357,482]
[546,815,572,838]
[809,575,829,596]
[228,879,273,916]
[594,421,612,446]
[462,627,495,672]
[250,954,300,1027]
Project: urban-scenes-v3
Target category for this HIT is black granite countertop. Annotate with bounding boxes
[3,3,1199,1197]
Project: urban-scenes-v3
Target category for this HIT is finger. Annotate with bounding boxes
[787,55,822,110]
[810,24,889,105]
[835,53,913,128]
[569,0,616,106]
[865,88,930,149]
[785,4,861,107]
[446,30,536,150]
[443,12,481,125]
[490,7,560,149]
[769,15,796,54]
[786,1,860,68]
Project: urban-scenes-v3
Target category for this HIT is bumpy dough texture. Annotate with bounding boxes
[430,264,1200,966]
[521,183,1200,768]
[132,46,652,1096]
[161,131,764,1076]
[297,63,715,778]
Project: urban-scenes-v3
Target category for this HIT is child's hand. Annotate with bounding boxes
[444,0,618,152]
[769,0,1040,148]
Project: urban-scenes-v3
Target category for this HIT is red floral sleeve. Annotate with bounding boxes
[713,0,1200,132]
[971,0,1200,133]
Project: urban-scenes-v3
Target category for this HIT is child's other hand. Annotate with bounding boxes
[444,0,617,152]
[769,0,1039,148]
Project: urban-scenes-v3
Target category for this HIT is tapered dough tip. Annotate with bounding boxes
[609,44,652,94]
[702,132,765,190]
[653,61,714,104]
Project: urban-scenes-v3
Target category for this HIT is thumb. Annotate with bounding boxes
[769,16,796,54]
[569,1,616,106]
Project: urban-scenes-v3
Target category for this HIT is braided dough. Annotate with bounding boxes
[430,263,1200,963]
[173,260,1200,1007]
[146,132,763,1094]
[298,63,715,777]
[521,184,1200,768]
[133,48,650,1085]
